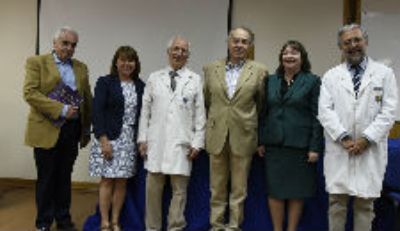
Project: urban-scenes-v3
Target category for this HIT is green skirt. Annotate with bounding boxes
[264,146,317,199]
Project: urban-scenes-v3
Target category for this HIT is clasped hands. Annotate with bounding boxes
[138,142,200,160]
[341,137,370,155]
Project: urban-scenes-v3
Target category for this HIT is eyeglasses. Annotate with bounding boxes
[342,37,364,47]
[61,40,77,48]
[170,46,189,55]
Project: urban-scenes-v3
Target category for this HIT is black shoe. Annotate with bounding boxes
[57,221,78,231]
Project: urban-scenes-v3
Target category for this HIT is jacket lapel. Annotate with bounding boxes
[338,64,356,97]
[72,59,83,95]
[46,54,62,87]
[215,60,229,98]
[358,60,374,96]
[232,61,252,99]
[282,72,306,102]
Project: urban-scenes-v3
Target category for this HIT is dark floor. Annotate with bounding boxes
[0,179,98,231]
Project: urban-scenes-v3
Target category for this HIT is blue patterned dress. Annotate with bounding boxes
[89,81,137,178]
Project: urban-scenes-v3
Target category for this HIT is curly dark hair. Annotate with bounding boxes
[276,40,311,75]
[110,46,141,79]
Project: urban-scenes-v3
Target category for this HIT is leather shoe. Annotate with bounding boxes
[57,221,78,231]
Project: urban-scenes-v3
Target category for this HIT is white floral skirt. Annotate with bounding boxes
[89,124,137,178]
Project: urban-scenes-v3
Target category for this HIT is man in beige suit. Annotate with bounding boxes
[23,26,92,231]
[203,27,267,231]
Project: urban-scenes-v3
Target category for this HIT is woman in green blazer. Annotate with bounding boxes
[258,40,323,231]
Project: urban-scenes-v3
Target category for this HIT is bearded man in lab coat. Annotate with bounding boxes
[318,23,398,231]
[137,35,206,231]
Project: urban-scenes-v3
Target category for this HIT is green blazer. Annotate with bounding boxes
[203,59,267,156]
[259,72,323,153]
[23,53,92,149]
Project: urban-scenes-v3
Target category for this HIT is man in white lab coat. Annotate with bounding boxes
[318,23,398,231]
[137,35,206,231]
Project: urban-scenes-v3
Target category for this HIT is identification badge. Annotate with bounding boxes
[375,95,382,102]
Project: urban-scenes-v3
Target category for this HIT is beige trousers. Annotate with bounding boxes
[328,194,375,231]
[209,141,253,231]
[145,172,189,231]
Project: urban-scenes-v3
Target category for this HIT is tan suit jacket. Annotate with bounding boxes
[203,59,267,156]
[23,53,92,149]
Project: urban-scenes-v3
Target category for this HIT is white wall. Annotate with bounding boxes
[0,0,40,179]
[0,0,96,182]
[362,0,400,119]
[0,0,345,182]
[232,0,343,77]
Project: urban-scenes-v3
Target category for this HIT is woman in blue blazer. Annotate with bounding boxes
[89,46,145,231]
[258,40,323,231]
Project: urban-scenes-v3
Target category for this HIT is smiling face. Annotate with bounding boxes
[116,56,136,80]
[228,28,251,63]
[281,45,302,72]
[53,31,78,62]
[168,37,189,70]
[339,28,368,65]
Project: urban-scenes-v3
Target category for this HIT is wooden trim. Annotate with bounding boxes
[389,121,400,139]
[343,0,362,25]
[247,45,255,60]
[0,177,98,190]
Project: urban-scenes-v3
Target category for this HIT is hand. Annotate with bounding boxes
[350,137,370,155]
[307,151,319,163]
[138,142,148,159]
[65,105,79,119]
[188,147,200,160]
[341,137,355,152]
[257,145,265,157]
[100,136,112,160]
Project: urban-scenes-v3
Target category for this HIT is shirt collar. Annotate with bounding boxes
[346,56,368,72]
[167,66,186,77]
[226,59,245,71]
[52,51,72,65]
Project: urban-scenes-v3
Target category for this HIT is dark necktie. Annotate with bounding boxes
[169,71,178,91]
[352,65,362,96]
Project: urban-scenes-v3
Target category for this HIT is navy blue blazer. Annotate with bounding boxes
[92,75,145,141]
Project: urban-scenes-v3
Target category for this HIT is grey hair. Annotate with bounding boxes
[337,23,368,46]
[167,35,191,52]
[53,26,79,42]
[228,26,255,45]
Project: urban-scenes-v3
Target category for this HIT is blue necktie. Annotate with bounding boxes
[352,65,361,96]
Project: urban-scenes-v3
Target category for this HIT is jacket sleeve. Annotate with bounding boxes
[308,75,323,153]
[23,56,64,119]
[256,66,268,120]
[191,76,206,150]
[258,76,269,146]
[92,77,108,139]
[363,68,398,142]
[202,65,211,114]
[317,72,347,141]
[137,76,153,143]
[79,64,92,147]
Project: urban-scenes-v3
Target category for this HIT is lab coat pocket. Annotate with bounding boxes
[369,86,383,118]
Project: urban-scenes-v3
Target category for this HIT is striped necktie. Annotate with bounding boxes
[352,65,362,96]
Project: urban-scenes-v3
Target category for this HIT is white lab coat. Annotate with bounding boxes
[318,58,398,198]
[137,66,206,176]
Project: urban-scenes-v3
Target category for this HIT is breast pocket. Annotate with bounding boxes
[179,86,196,110]
[369,84,384,115]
